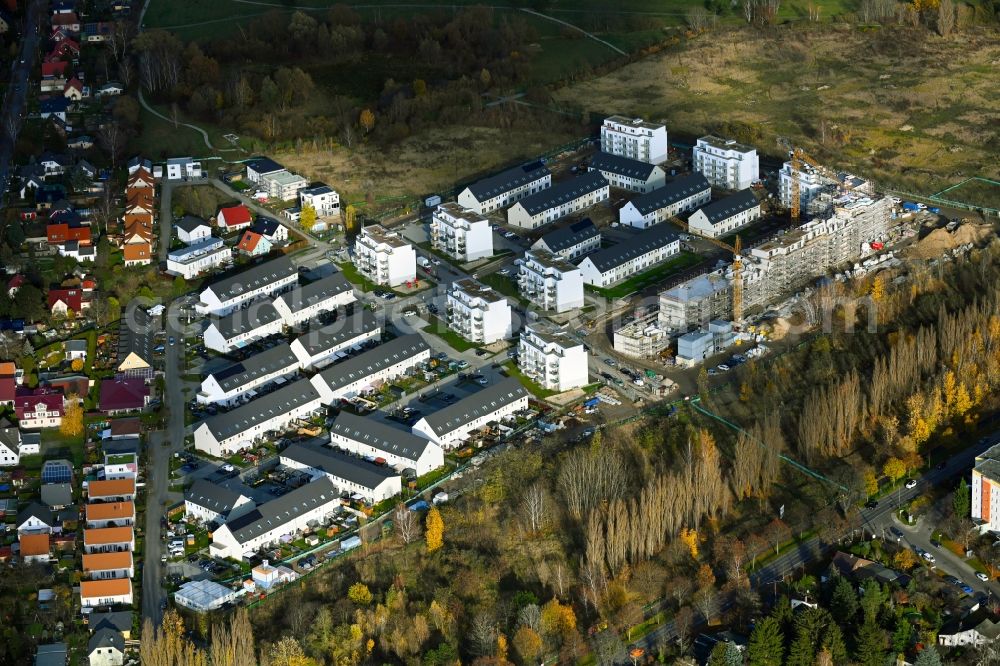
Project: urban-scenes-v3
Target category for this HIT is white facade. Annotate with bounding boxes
[589,152,666,194]
[195,257,298,316]
[166,240,231,280]
[166,158,202,181]
[197,346,300,406]
[83,552,134,580]
[203,303,284,353]
[692,136,759,190]
[279,446,402,504]
[329,412,444,477]
[577,227,681,288]
[289,313,382,370]
[299,185,340,217]
[174,580,239,612]
[517,249,584,313]
[507,173,609,230]
[353,224,417,287]
[271,275,357,327]
[687,191,762,239]
[779,161,828,210]
[411,378,528,449]
[80,580,133,608]
[176,220,212,245]
[457,162,551,215]
[184,481,255,525]
[601,115,668,164]
[518,323,589,392]
[83,528,135,554]
[431,203,493,262]
[447,278,512,344]
[262,171,308,201]
[308,335,431,404]
[618,174,712,229]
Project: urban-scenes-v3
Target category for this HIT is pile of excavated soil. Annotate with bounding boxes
[911,223,992,259]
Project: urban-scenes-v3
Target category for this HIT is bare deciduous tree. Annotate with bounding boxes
[937,0,955,36]
[519,483,548,535]
[394,503,420,544]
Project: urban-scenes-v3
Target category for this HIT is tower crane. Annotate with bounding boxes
[669,217,744,329]
[778,138,856,225]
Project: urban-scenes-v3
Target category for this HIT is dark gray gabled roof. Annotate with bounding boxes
[204,256,296,303]
[281,443,399,489]
[275,274,353,315]
[118,303,153,365]
[88,628,124,656]
[330,411,431,461]
[589,152,659,180]
[201,378,320,442]
[628,174,711,216]
[17,501,53,528]
[419,377,527,435]
[176,215,210,233]
[251,217,281,237]
[245,156,284,175]
[315,334,429,394]
[535,218,599,253]
[40,483,73,508]
[694,189,760,226]
[583,224,680,273]
[209,343,298,393]
[514,172,608,217]
[223,476,338,544]
[293,310,380,358]
[465,161,550,201]
[89,611,133,635]
[0,426,19,455]
[208,302,281,340]
[185,478,249,515]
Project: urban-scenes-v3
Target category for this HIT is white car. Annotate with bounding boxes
[221,463,236,473]
[431,258,441,266]
[977,572,990,582]
[922,552,936,563]
[905,479,917,489]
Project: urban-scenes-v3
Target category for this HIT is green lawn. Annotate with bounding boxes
[501,361,559,399]
[586,251,702,299]
[420,315,477,353]
[477,272,529,308]
[41,429,86,468]
[336,262,403,295]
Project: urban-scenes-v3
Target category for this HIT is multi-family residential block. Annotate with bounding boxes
[272,273,356,327]
[309,334,431,403]
[447,278,512,344]
[778,160,829,210]
[279,444,402,504]
[261,170,308,201]
[531,218,601,261]
[329,411,444,477]
[197,343,300,406]
[507,172,609,230]
[601,115,668,164]
[618,174,712,229]
[577,224,681,288]
[431,202,493,262]
[589,151,666,193]
[166,239,231,280]
[411,377,529,448]
[457,161,551,215]
[184,479,255,524]
[517,249,584,313]
[299,184,340,217]
[244,156,285,183]
[687,189,762,239]
[517,322,589,392]
[203,301,284,353]
[353,224,416,287]
[195,256,297,315]
[692,135,759,190]
[289,310,381,370]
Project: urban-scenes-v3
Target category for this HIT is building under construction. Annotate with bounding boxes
[613,313,671,359]
[654,195,894,334]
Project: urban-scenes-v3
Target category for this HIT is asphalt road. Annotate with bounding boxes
[0,0,45,206]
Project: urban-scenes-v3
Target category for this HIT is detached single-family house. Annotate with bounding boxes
[17,502,54,534]
[216,205,253,232]
[244,156,285,183]
[175,215,212,245]
[87,627,125,666]
[14,388,64,428]
[236,230,271,257]
[250,217,288,243]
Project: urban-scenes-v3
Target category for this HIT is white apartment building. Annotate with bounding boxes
[507,172,609,230]
[457,161,551,215]
[619,174,712,229]
[166,239,231,280]
[279,444,402,504]
[299,184,340,217]
[261,170,308,201]
[517,249,584,313]
[778,161,829,210]
[308,334,431,403]
[692,135,759,190]
[272,273,356,327]
[411,377,529,449]
[210,478,341,560]
[195,256,298,315]
[601,115,669,164]
[531,218,601,261]
[193,379,323,457]
[578,224,681,288]
[353,224,416,287]
[203,301,284,353]
[518,322,589,392]
[687,189,762,239]
[185,479,255,525]
[431,202,493,262]
[329,411,444,477]
[289,310,381,369]
[589,152,666,194]
[197,343,300,406]
[447,278,512,344]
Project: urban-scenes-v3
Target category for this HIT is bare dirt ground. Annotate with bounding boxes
[553,25,1000,196]
[272,124,581,206]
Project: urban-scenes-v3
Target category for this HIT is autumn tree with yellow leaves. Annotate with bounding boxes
[425,506,444,553]
[60,394,83,438]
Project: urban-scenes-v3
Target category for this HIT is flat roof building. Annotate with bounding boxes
[431,202,493,263]
[517,249,584,313]
[353,224,416,287]
[447,279,512,344]
[601,115,668,164]
[693,135,759,191]
[518,322,589,392]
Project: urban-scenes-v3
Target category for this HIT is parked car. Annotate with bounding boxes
[221,463,236,473]
[977,572,990,582]
[922,551,936,563]
[865,499,878,509]
[905,479,917,489]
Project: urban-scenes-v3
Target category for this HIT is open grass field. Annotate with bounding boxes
[553,25,1000,197]
[931,177,1000,211]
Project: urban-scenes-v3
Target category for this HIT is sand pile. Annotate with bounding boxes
[952,222,992,246]
[911,223,992,259]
